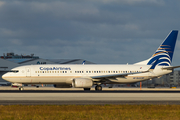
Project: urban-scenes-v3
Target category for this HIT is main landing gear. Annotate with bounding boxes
[95,85,102,91]
[83,86,102,91]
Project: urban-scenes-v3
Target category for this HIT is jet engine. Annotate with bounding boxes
[53,84,72,88]
[11,83,22,87]
[72,78,93,88]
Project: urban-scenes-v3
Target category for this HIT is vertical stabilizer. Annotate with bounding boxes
[135,30,178,66]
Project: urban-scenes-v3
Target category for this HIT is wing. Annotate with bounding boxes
[91,71,148,79]
[91,60,158,80]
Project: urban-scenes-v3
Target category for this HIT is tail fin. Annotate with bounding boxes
[135,30,178,66]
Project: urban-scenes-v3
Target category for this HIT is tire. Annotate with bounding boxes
[19,87,24,91]
[95,86,97,91]
[96,85,102,91]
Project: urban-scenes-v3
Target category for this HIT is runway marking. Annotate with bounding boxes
[0,93,180,101]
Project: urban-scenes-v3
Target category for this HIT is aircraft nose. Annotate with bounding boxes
[2,73,9,80]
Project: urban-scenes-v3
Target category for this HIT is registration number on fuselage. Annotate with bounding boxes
[133,77,144,79]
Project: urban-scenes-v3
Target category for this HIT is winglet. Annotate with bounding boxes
[82,60,86,65]
[149,58,159,71]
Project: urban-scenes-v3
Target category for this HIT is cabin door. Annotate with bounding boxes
[26,67,31,77]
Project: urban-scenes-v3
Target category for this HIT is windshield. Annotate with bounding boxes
[10,70,19,73]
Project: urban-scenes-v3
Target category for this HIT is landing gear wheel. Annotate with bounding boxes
[95,85,102,91]
[84,88,91,91]
[19,87,24,91]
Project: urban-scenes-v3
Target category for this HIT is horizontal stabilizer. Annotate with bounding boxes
[162,65,180,70]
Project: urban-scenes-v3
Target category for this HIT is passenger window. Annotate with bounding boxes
[70,71,72,73]
[89,71,91,73]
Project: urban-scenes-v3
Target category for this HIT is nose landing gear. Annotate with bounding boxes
[19,87,24,91]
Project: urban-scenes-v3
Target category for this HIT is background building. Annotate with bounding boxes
[141,70,180,87]
[0,52,94,85]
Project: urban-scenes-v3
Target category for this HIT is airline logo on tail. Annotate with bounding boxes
[147,30,178,67]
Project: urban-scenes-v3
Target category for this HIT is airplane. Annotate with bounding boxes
[2,30,179,91]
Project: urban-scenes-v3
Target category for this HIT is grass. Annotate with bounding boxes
[0,104,180,120]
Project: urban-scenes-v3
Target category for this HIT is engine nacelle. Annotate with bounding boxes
[72,78,93,88]
[53,84,72,88]
[11,83,22,87]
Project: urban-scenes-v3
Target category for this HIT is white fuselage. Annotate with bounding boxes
[2,64,172,85]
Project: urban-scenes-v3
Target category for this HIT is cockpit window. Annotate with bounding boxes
[10,70,19,73]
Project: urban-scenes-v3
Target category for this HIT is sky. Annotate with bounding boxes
[0,0,180,65]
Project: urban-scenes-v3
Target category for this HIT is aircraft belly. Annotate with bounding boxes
[113,76,151,84]
[29,76,72,84]
[5,77,31,84]
[6,76,73,84]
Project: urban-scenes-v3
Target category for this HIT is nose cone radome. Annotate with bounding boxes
[2,73,9,81]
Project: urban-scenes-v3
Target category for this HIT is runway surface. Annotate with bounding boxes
[1,87,180,105]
